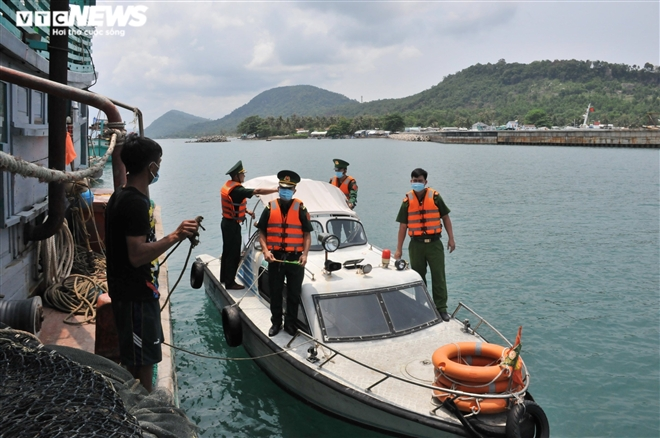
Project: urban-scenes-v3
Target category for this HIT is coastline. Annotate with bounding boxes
[391,129,660,147]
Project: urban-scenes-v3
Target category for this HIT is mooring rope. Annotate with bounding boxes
[163,337,314,361]
[37,219,75,287]
[0,132,119,183]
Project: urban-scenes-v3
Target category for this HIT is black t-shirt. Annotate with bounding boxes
[105,186,159,301]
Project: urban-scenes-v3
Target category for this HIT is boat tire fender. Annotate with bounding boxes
[221,305,242,347]
[505,400,550,438]
[190,261,204,289]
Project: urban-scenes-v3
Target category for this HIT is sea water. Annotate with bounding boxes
[111,138,658,437]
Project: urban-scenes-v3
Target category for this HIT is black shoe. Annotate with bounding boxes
[440,312,451,322]
[268,324,282,337]
[283,324,297,336]
[226,283,245,290]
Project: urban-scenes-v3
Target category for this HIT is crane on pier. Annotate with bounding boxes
[581,103,594,127]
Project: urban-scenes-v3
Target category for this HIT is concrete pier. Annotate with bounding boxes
[416,129,659,147]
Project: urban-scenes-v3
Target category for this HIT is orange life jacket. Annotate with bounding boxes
[406,188,442,237]
[330,175,355,199]
[221,181,247,222]
[266,199,304,252]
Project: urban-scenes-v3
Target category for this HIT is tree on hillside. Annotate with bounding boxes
[525,109,551,128]
[237,115,264,135]
[337,118,352,135]
[381,113,405,132]
[326,124,342,138]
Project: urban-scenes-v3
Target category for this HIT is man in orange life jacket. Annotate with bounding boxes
[220,160,277,289]
[329,158,358,240]
[394,168,455,322]
[329,158,358,209]
[257,170,313,337]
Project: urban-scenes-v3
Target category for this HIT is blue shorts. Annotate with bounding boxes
[112,299,163,367]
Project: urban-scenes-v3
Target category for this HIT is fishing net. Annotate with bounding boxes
[0,325,198,438]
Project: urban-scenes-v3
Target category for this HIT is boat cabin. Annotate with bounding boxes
[238,176,442,343]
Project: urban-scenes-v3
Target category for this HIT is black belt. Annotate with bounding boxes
[412,235,441,243]
[272,251,302,261]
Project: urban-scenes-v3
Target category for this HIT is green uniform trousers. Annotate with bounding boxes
[220,218,242,286]
[408,239,447,311]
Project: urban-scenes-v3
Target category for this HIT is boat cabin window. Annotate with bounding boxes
[327,219,367,248]
[309,221,325,251]
[314,283,439,342]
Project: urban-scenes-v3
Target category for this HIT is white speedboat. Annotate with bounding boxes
[192,176,549,438]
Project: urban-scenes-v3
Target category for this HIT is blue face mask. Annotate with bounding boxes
[279,188,294,201]
[411,182,425,192]
[335,171,344,178]
[149,162,160,185]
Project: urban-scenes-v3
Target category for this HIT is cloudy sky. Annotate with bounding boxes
[89,1,659,127]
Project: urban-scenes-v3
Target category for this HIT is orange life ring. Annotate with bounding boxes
[432,342,510,384]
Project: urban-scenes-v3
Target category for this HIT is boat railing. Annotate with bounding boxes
[286,302,530,403]
[451,301,514,347]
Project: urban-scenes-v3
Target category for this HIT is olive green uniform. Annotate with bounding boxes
[220,185,254,286]
[257,200,313,328]
[396,191,451,311]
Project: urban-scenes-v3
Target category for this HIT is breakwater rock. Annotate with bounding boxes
[388,133,431,142]
[186,135,229,143]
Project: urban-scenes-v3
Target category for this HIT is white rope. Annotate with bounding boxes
[0,133,118,183]
[38,219,75,287]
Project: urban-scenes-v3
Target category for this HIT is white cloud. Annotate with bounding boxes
[89,1,659,127]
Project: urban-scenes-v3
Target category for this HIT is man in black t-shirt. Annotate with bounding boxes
[105,134,199,392]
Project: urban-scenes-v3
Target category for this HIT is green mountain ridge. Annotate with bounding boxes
[328,59,659,127]
[147,59,659,137]
[144,110,211,139]
[163,85,357,138]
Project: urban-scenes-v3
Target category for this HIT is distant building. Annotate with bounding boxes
[310,131,327,137]
[366,130,389,137]
[506,120,519,130]
[296,129,309,135]
[405,127,421,132]
[520,124,536,130]
[471,122,490,131]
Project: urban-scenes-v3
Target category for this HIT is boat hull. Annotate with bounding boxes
[203,266,465,438]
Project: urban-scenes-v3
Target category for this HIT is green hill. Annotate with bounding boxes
[169,85,358,137]
[144,110,210,139]
[155,60,659,137]
[330,59,659,128]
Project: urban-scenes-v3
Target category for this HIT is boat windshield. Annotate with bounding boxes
[309,219,367,251]
[314,283,439,342]
[327,218,367,248]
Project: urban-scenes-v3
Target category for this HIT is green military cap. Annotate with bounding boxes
[277,170,300,187]
[226,160,246,177]
[333,158,349,170]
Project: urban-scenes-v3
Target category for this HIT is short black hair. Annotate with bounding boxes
[411,168,428,179]
[121,133,162,174]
